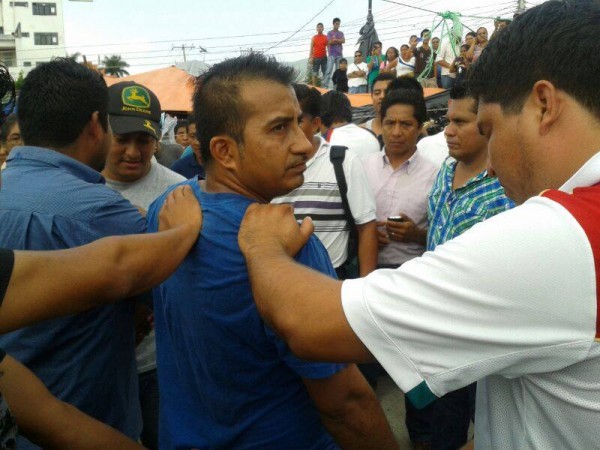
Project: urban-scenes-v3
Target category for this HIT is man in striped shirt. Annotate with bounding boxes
[273,84,378,279]
[423,82,513,449]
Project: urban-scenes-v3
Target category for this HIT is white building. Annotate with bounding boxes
[0,1,66,76]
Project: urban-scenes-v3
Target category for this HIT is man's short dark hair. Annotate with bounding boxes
[400,44,409,51]
[410,35,417,40]
[193,53,295,165]
[339,58,348,65]
[381,89,427,127]
[317,22,323,27]
[18,58,108,148]
[470,0,600,118]
[466,31,477,39]
[186,113,196,131]
[373,41,382,48]
[449,81,478,113]
[386,76,424,97]
[0,113,18,144]
[421,29,430,38]
[333,18,341,24]
[293,84,321,118]
[174,120,188,134]
[355,51,362,57]
[321,91,352,128]
[373,72,396,86]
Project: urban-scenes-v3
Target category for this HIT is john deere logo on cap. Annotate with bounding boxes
[143,120,156,134]
[122,86,151,109]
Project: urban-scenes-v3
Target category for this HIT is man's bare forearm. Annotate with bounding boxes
[305,365,398,450]
[1,224,198,334]
[1,355,144,450]
[357,221,378,276]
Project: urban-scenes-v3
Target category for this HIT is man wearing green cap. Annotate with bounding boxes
[102,81,184,450]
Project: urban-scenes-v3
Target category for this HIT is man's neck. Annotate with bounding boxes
[452,151,488,190]
[386,148,416,169]
[330,120,349,130]
[203,173,270,204]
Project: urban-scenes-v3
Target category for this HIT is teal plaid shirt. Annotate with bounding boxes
[427,158,514,251]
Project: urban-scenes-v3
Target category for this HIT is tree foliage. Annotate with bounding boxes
[102,54,130,77]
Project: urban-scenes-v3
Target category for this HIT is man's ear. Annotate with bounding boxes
[529,80,561,137]
[88,111,106,142]
[312,117,322,135]
[209,135,239,170]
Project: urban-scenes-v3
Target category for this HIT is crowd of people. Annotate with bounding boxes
[309,16,511,93]
[0,1,599,449]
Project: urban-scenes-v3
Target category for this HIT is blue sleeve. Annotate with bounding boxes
[147,178,195,234]
[90,197,146,237]
[264,236,345,380]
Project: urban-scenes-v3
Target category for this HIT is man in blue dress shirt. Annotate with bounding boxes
[0,58,146,449]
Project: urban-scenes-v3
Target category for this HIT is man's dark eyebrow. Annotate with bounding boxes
[265,115,295,128]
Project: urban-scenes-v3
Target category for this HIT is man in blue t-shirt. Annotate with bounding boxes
[147,53,398,450]
[0,59,146,449]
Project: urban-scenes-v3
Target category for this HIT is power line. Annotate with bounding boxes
[266,0,336,52]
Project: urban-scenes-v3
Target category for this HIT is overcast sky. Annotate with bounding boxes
[62,0,541,74]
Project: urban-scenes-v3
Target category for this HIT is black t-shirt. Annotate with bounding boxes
[413,46,433,78]
[332,69,349,93]
[0,249,13,306]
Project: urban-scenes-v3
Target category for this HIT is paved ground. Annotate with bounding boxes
[376,374,412,447]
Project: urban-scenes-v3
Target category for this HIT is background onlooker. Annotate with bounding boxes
[173,120,189,148]
[396,45,415,77]
[309,22,328,86]
[0,114,21,169]
[466,27,488,63]
[347,51,368,94]
[332,58,349,93]
[325,17,345,88]
[366,41,384,91]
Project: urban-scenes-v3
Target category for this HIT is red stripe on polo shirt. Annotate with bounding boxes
[542,186,600,338]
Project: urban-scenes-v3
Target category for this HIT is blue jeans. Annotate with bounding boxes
[325,55,343,88]
[349,85,367,94]
[441,75,455,89]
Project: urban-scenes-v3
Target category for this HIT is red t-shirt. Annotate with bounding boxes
[312,34,328,58]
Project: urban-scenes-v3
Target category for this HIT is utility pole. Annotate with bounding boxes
[172,44,195,62]
[517,0,526,14]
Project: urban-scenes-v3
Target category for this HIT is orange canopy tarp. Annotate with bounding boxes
[104,66,195,112]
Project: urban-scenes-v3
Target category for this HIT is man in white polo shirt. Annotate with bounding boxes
[237,1,600,448]
[321,91,380,159]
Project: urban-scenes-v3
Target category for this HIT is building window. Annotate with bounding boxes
[32,2,56,15]
[21,32,29,37]
[10,2,28,6]
[34,32,58,45]
[23,61,31,67]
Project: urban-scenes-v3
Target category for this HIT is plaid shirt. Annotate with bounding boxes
[427,158,514,251]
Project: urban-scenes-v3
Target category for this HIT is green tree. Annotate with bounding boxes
[14,71,25,91]
[102,54,130,77]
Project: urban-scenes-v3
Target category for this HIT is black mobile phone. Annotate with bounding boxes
[388,216,404,222]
